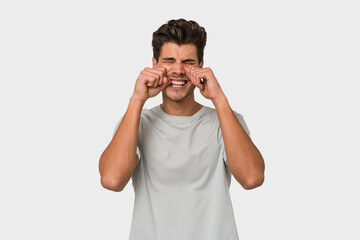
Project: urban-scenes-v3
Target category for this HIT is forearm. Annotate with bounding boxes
[212,94,265,190]
[99,95,145,191]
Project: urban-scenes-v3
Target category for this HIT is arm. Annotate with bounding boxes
[213,95,265,190]
[189,67,265,190]
[99,67,169,192]
[99,96,144,192]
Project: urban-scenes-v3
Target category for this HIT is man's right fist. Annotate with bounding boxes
[133,67,170,101]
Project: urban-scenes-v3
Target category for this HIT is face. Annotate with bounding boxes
[152,42,203,102]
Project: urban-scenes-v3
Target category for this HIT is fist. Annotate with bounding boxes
[188,67,224,101]
[133,67,170,101]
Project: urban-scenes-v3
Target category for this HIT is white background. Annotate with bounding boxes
[1,0,359,239]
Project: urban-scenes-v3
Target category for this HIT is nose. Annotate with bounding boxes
[171,62,186,76]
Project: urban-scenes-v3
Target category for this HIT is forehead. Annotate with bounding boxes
[159,42,198,60]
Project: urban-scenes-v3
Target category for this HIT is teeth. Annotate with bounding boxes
[171,80,187,85]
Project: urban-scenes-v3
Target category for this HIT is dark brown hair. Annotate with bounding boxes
[152,19,207,64]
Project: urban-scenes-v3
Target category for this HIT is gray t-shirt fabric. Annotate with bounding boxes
[113,105,250,240]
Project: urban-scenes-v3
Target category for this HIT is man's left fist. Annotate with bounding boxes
[188,67,225,101]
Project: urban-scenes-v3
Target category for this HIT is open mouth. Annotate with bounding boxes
[170,79,188,87]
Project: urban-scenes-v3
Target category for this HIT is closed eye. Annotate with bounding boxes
[182,59,196,65]
[162,57,175,63]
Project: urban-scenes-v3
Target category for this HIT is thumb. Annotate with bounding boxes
[160,77,170,90]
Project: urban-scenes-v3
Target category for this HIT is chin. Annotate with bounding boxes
[163,85,195,102]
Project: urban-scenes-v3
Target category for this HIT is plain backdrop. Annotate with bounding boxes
[1,0,359,239]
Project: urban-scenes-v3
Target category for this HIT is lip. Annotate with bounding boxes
[170,78,188,81]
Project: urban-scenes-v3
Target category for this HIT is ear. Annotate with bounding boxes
[199,60,204,68]
[152,57,158,68]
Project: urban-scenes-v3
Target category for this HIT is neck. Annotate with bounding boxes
[160,93,202,116]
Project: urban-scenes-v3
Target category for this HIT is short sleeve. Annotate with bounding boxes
[234,112,250,137]
[221,111,251,163]
[113,118,142,161]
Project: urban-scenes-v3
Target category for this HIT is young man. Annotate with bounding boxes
[99,19,265,240]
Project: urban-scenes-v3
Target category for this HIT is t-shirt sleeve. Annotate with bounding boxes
[221,111,251,163]
[113,118,142,161]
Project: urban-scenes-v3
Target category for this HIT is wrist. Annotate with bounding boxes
[130,94,146,108]
[211,92,227,107]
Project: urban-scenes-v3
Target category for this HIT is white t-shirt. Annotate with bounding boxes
[113,105,250,240]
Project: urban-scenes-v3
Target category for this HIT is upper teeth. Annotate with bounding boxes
[171,80,186,85]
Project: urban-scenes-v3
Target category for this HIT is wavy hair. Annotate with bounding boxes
[152,19,207,63]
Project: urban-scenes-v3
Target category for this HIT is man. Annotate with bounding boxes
[99,19,265,240]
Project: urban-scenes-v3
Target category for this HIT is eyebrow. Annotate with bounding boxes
[182,58,196,63]
[161,57,175,61]
[161,57,196,63]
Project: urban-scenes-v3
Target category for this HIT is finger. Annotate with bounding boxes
[194,68,213,86]
[188,67,196,85]
[142,74,157,87]
[153,76,160,88]
[193,68,213,81]
[195,76,204,90]
[142,70,161,87]
[188,66,199,81]
[153,67,167,85]
[147,67,167,86]
[187,66,194,78]
[143,68,162,79]
[191,70,205,90]
[158,76,170,91]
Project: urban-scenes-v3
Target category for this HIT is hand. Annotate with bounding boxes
[133,67,170,101]
[188,67,225,101]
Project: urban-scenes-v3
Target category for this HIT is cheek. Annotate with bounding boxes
[184,65,192,72]
[160,65,171,74]
[183,65,194,77]
[164,66,171,73]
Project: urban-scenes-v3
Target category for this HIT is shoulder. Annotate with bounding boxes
[112,108,153,136]
[201,105,245,121]
[140,106,159,121]
[201,105,250,136]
